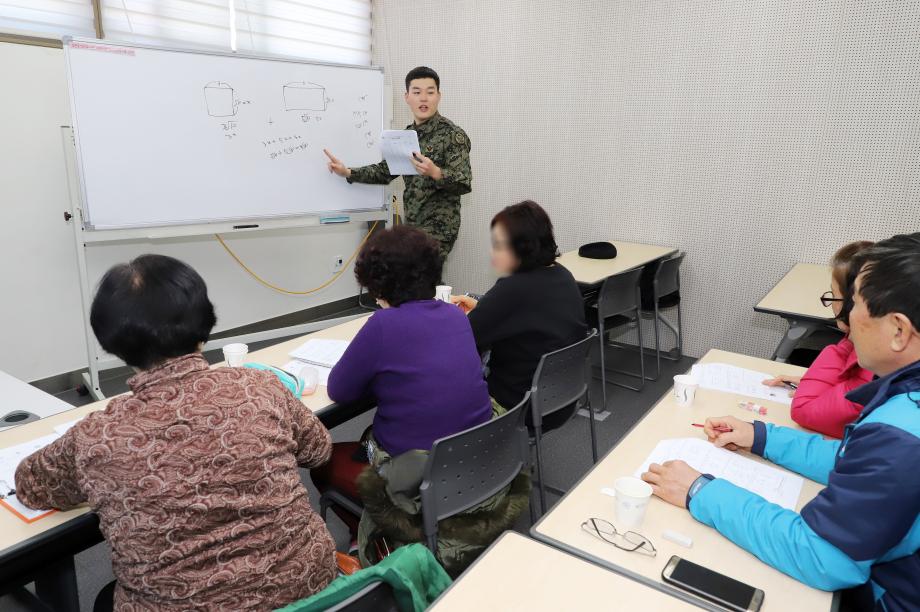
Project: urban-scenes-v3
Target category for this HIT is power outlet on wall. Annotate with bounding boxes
[332,255,344,272]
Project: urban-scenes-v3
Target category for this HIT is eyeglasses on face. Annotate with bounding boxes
[820,290,844,308]
[581,518,657,557]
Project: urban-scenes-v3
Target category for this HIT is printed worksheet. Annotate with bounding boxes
[690,363,793,405]
[288,339,350,369]
[380,130,421,175]
[635,438,804,510]
[0,433,62,522]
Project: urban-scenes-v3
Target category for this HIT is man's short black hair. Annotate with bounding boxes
[90,254,217,369]
[405,66,440,91]
[490,200,560,272]
[856,232,920,331]
[354,226,442,307]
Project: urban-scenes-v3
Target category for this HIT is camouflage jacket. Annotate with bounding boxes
[347,113,471,256]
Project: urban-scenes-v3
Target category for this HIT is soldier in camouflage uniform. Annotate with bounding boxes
[324,67,471,259]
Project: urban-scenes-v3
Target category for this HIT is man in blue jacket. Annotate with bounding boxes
[642,232,920,611]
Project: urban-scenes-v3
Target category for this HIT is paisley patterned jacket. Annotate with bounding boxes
[15,354,336,611]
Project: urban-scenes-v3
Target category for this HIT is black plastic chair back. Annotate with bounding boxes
[419,394,530,552]
[597,268,643,320]
[654,253,684,299]
[529,329,597,426]
[326,580,399,612]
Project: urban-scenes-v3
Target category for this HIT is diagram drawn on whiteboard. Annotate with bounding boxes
[204,81,239,117]
[283,82,327,111]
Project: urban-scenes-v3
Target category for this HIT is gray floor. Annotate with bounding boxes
[1,331,694,612]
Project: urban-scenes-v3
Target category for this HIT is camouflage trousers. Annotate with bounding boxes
[402,204,461,260]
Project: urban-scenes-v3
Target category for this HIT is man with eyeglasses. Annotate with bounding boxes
[643,232,920,612]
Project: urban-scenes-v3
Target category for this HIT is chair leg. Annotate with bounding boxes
[587,397,598,463]
[653,302,662,380]
[319,492,329,521]
[533,427,547,516]
[636,305,645,390]
[677,301,683,358]
[657,308,683,362]
[598,319,608,411]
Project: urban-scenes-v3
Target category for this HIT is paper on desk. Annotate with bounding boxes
[283,360,332,386]
[289,339,349,369]
[380,130,421,175]
[690,363,793,405]
[0,433,62,522]
[635,438,804,510]
[54,419,82,436]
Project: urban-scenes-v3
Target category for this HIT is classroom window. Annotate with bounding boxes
[101,0,372,65]
[0,0,96,39]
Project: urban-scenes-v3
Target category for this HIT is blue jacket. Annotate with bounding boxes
[689,359,920,611]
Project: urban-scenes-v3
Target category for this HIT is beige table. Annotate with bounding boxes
[0,369,75,432]
[532,349,833,612]
[430,532,701,611]
[755,263,836,362]
[0,314,370,610]
[557,241,678,286]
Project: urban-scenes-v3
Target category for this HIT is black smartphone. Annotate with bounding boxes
[661,555,764,612]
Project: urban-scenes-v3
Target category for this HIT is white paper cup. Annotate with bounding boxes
[614,476,653,529]
[673,374,699,407]
[222,343,248,367]
[299,366,319,396]
[435,285,453,303]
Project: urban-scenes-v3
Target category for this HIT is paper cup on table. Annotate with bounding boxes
[435,285,453,303]
[673,374,699,407]
[614,476,653,529]
[222,343,248,367]
[299,366,319,396]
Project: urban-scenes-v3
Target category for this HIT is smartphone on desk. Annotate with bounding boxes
[662,555,764,612]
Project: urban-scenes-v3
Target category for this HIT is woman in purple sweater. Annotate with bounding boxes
[311,226,492,541]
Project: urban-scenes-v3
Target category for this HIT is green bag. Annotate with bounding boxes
[275,543,451,612]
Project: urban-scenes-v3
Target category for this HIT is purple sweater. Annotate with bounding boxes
[327,300,492,456]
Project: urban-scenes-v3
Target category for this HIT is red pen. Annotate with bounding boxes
[692,423,733,433]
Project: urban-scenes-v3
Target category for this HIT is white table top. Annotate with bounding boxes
[0,369,74,432]
[532,349,832,612]
[755,263,834,321]
[430,532,699,611]
[0,314,370,554]
[557,241,678,285]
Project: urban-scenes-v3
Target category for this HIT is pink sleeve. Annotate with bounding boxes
[790,339,873,438]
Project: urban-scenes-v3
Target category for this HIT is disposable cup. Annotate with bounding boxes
[614,476,653,529]
[435,285,453,303]
[222,343,248,367]
[673,374,699,407]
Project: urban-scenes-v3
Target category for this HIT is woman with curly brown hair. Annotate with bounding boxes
[310,226,494,552]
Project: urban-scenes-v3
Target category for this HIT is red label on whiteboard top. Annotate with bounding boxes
[70,41,136,56]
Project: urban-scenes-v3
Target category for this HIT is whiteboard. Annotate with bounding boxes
[64,38,386,230]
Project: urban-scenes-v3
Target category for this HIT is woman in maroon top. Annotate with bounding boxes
[15,255,336,611]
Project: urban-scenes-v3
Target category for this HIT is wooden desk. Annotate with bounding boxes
[532,349,833,612]
[754,263,836,362]
[0,315,371,609]
[430,532,701,611]
[0,369,75,432]
[558,241,678,286]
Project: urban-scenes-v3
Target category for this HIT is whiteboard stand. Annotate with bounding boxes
[61,127,389,400]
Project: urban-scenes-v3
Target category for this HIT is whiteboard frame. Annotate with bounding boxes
[62,36,389,233]
[61,125,388,400]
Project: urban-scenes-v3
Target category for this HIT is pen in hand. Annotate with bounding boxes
[692,423,733,433]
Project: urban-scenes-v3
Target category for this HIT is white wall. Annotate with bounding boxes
[374,0,920,359]
[0,42,367,382]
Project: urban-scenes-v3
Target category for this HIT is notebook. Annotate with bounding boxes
[288,339,350,369]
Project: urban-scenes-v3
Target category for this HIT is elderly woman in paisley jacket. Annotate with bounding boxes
[15,254,337,612]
